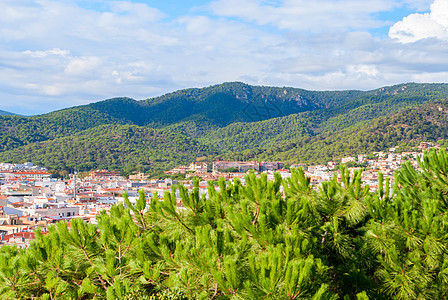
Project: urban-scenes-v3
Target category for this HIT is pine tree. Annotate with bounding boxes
[5,149,448,299]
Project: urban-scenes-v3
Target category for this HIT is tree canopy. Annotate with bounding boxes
[3,149,448,299]
[2,83,448,173]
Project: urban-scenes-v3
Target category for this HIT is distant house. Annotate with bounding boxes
[291,163,307,170]
[4,185,33,197]
[341,157,356,164]
[188,162,208,173]
[0,231,36,248]
[89,170,120,179]
[213,160,283,173]
[167,162,208,175]
[167,166,189,174]
[2,170,51,181]
[419,142,435,149]
[129,173,149,180]
[17,203,80,219]
[327,161,337,169]
[260,162,283,171]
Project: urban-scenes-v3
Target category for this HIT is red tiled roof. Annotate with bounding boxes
[13,171,51,175]
[1,232,36,241]
[103,188,124,192]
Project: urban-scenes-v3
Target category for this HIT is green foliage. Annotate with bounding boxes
[0,124,216,172]
[3,82,448,173]
[5,149,448,298]
[201,83,448,155]
[227,97,448,165]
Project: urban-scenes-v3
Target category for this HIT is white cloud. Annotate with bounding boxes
[64,57,101,76]
[347,64,380,77]
[23,48,70,58]
[412,71,448,82]
[0,0,448,115]
[209,0,395,31]
[389,0,448,43]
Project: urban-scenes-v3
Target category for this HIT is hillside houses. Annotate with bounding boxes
[167,162,208,175]
[212,160,283,173]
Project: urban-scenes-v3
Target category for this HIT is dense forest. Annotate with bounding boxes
[2,149,448,299]
[218,98,448,165]
[1,82,448,173]
[0,125,217,174]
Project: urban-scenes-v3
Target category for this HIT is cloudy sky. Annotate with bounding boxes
[1,0,447,115]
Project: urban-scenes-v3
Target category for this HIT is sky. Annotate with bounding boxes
[1,0,448,115]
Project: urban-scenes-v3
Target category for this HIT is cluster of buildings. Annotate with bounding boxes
[301,151,423,189]
[0,145,432,248]
[166,162,208,175]
[0,162,52,182]
[0,163,179,248]
[166,160,284,180]
[212,160,283,173]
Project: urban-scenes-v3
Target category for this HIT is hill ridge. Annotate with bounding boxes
[1,82,448,172]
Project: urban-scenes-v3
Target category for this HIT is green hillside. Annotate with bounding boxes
[141,82,363,126]
[2,82,448,172]
[0,83,363,152]
[0,109,17,116]
[0,124,216,172]
[0,107,131,151]
[221,98,448,165]
[200,83,448,153]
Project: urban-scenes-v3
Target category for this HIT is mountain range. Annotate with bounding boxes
[1,82,448,175]
[0,110,17,116]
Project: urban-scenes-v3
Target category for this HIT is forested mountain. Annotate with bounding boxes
[1,82,448,172]
[139,82,363,126]
[0,107,133,151]
[198,85,447,153]
[222,98,448,164]
[0,109,17,116]
[0,125,216,172]
[0,82,360,152]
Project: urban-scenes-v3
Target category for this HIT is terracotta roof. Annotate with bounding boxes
[13,171,51,175]
[2,232,35,241]
[103,188,124,192]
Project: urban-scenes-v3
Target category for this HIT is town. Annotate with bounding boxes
[0,142,435,248]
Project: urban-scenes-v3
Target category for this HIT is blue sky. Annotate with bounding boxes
[1,0,447,115]
[76,0,212,17]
